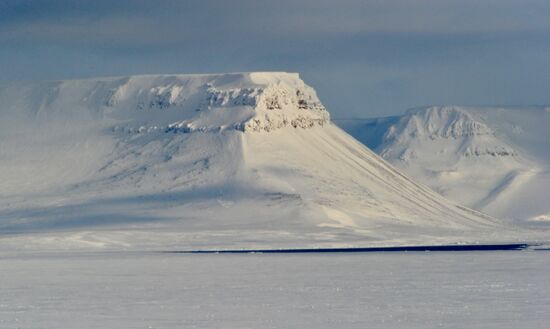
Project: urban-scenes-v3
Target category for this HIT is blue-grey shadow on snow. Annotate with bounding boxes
[0,183,250,234]
[164,244,532,253]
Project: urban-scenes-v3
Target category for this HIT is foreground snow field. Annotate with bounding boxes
[1,72,547,249]
[1,250,549,329]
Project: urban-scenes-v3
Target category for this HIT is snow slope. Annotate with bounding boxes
[336,106,550,223]
[0,76,537,250]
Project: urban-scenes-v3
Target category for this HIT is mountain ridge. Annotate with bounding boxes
[335,105,550,223]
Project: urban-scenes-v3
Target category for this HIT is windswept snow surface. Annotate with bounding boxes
[0,75,540,250]
[336,106,550,224]
[2,251,549,329]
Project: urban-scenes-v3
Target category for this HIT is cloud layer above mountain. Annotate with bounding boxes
[2,0,550,117]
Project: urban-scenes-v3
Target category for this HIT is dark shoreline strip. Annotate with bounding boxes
[163,243,530,254]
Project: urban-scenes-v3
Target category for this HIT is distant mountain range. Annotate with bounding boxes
[336,105,550,223]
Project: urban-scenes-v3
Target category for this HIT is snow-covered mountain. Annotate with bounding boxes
[336,106,550,223]
[0,76,536,250]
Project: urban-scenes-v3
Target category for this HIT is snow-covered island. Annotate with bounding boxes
[0,73,546,251]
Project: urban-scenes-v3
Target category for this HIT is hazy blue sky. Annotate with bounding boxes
[1,0,550,117]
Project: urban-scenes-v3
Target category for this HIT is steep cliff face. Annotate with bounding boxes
[0,72,329,135]
[0,75,531,250]
[336,106,550,223]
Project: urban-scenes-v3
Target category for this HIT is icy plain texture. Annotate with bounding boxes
[0,74,543,250]
[336,106,550,223]
[1,251,549,329]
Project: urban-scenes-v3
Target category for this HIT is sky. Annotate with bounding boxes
[1,0,550,118]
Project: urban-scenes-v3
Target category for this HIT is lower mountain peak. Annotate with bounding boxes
[336,106,550,223]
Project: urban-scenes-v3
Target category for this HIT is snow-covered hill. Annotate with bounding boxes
[336,106,550,223]
[0,76,537,250]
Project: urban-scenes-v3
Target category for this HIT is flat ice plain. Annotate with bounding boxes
[1,250,549,329]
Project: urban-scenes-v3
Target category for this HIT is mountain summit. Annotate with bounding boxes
[336,106,550,223]
[0,74,528,250]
